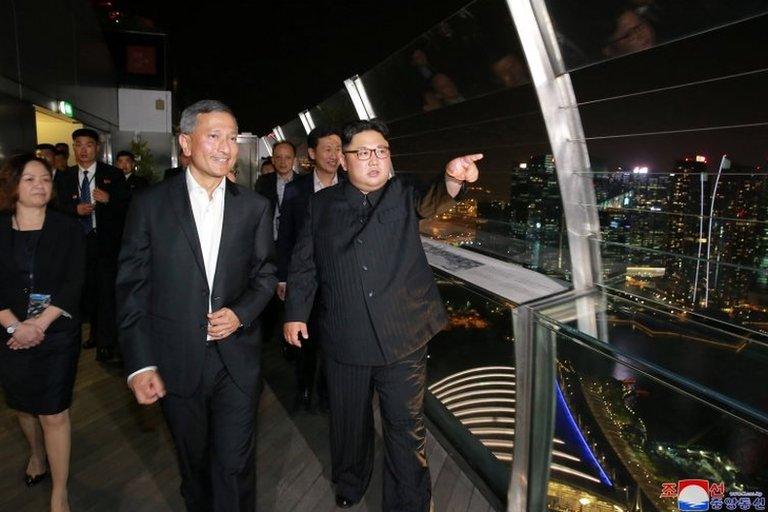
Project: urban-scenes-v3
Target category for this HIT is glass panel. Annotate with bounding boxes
[383,78,570,281]
[566,13,768,333]
[538,317,768,512]
[308,88,358,128]
[427,274,517,499]
[534,291,768,416]
[542,0,768,71]
[361,0,528,123]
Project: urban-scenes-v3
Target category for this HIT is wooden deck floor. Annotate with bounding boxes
[0,336,496,511]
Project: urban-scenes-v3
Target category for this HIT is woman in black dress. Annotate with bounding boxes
[0,154,85,512]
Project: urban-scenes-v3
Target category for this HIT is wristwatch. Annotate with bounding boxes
[6,322,20,335]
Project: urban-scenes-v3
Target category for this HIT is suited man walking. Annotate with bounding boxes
[254,140,298,346]
[117,100,277,512]
[53,128,128,362]
[277,125,343,412]
[254,140,298,240]
[116,150,149,194]
[284,119,481,511]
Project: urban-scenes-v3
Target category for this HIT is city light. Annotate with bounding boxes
[696,155,707,163]
[632,166,648,174]
[579,497,592,506]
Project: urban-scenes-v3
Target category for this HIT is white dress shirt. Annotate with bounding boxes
[78,162,97,229]
[127,169,227,383]
[186,169,227,314]
[312,169,338,193]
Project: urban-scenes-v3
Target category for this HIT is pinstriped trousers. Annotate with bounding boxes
[325,346,431,512]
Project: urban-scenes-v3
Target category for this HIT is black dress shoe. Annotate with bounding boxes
[335,495,356,508]
[96,347,114,362]
[82,338,96,349]
[24,470,48,487]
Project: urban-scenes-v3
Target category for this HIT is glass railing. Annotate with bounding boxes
[427,272,517,504]
[521,289,768,512]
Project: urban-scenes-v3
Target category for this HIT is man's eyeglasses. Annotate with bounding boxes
[342,146,390,161]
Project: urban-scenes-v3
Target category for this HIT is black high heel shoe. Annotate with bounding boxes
[24,470,48,487]
[24,457,49,487]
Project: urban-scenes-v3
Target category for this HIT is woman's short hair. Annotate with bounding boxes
[0,153,53,213]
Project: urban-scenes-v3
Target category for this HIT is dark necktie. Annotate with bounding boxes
[80,170,93,233]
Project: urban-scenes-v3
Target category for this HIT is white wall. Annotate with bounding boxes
[118,89,172,133]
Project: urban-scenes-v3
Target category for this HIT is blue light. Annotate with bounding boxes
[555,383,613,486]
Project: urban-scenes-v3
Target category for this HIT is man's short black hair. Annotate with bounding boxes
[273,140,296,155]
[54,143,69,155]
[35,143,55,152]
[307,126,341,150]
[54,150,67,158]
[72,128,99,143]
[116,150,135,160]
[341,119,389,148]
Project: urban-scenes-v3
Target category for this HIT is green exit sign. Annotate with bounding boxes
[57,100,73,117]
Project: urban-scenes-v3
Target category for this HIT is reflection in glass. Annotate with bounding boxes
[361,0,529,123]
[543,0,768,70]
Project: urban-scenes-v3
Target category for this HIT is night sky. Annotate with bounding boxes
[110,0,469,134]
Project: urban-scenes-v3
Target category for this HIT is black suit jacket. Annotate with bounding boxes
[116,173,278,396]
[253,172,278,212]
[0,210,85,340]
[126,174,149,194]
[285,176,458,365]
[253,171,300,213]
[276,171,347,281]
[53,162,129,255]
[164,166,185,180]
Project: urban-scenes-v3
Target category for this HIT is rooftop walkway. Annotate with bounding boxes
[0,334,496,511]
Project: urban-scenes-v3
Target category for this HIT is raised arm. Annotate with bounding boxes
[415,153,482,219]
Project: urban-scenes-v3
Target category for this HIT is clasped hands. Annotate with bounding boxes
[207,307,240,340]
[7,320,45,350]
[76,188,110,216]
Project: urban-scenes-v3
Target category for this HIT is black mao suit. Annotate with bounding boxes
[53,162,128,353]
[116,172,277,512]
[285,175,459,511]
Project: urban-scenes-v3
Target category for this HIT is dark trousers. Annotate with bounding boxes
[82,232,118,351]
[295,313,327,402]
[95,254,118,351]
[160,347,259,512]
[81,233,98,329]
[295,337,327,399]
[325,346,431,512]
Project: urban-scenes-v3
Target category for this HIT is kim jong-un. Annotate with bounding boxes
[284,119,481,511]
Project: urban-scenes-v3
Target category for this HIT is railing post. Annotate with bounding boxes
[510,305,557,512]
